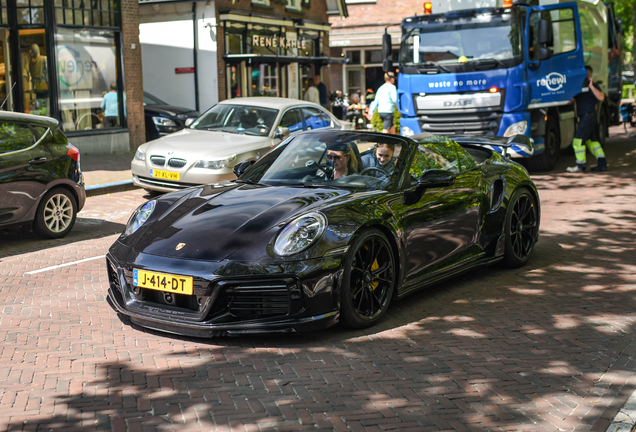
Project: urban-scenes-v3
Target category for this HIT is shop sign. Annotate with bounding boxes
[252,34,307,51]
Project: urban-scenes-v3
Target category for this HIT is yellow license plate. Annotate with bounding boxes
[133,269,193,295]
[151,169,180,181]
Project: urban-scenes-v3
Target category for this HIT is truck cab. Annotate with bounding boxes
[389,0,622,171]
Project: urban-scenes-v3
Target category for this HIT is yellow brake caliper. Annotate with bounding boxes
[363,245,380,291]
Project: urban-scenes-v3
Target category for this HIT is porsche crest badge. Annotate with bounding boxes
[175,243,186,250]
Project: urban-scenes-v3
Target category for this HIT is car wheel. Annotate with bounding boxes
[503,188,539,268]
[340,228,395,329]
[33,188,77,239]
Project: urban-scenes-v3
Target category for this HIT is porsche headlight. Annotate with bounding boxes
[124,200,156,236]
[195,155,236,170]
[274,212,327,256]
[503,121,527,137]
[134,148,146,161]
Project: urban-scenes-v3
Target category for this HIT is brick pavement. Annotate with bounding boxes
[1,128,636,431]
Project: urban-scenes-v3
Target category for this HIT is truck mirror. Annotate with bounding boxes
[537,46,551,61]
[538,19,551,45]
[382,33,392,59]
[383,58,393,73]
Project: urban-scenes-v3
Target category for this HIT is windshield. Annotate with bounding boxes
[400,9,522,71]
[238,132,408,191]
[143,92,166,105]
[191,104,279,137]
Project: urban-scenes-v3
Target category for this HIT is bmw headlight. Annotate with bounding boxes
[401,126,415,137]
[152,116,177,127]
[134,148,146,161]
[274,212,327,256]
[503,121,527,137]
[124,200,156,236]
[195,155,236,169]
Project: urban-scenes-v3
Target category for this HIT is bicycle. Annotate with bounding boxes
[621,102,636,137]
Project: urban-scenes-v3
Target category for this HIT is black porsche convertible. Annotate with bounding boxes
[106,130,540,336]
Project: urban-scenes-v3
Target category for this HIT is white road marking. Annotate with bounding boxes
[24,255,106,275]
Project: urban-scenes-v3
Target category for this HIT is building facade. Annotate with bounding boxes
[328,0,416,98]
[0,0,144,154]
[139,0,346,115]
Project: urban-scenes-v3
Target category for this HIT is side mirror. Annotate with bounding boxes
[233,160,253,178]
[538,19,551,45]
[537,46,551,61]
[274,126,290,139]
[185,118,195,127]
[382,32,393,73]
[506,134,533,153]
[417,169,455,190]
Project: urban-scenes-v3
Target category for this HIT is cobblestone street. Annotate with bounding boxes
[1,129,636,431]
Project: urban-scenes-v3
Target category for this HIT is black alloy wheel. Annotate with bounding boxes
[340,229,396,329]
[503,188,539,268]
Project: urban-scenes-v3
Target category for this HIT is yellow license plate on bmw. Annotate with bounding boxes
[133,269,193,295]
[151,169,180,181]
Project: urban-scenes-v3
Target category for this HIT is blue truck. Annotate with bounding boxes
[383,0,623,170]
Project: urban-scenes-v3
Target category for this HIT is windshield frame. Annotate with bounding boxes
[400,8,523,73]
[237,131,413,192]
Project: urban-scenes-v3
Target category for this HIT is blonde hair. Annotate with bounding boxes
[341,146,359,173]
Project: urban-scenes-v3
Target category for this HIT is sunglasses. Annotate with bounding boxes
[326,154,342,161]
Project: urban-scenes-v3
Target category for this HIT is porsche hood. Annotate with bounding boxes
[130,183,347,261]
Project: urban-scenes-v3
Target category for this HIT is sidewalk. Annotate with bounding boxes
[80,150,137,196]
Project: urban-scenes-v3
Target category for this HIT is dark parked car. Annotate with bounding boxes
[107,130,540,336]
[144,92,199,142]
[0,112,85,238]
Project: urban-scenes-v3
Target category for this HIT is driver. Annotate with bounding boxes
[361,143,396,173]
[327,142,359,179]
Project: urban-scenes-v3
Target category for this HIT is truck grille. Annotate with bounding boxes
[418,111,502,135]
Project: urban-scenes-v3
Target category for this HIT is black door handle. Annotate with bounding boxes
[29,157,47,165]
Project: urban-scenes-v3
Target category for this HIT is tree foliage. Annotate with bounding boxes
[614,0,635,70]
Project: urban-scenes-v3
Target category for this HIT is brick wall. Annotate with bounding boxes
[330,0,424,29]
[122,0,145,150]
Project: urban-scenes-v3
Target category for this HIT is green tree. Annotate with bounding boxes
[614,0,635,71]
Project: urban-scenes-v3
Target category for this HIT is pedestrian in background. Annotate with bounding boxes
[101,82,119,128]
[332,90,347,120]
[303,78,320,105]
[314,74,328,109]
[366,72,397,133]
[567,65,607,172]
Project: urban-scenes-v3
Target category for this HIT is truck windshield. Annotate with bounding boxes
[400,9,522,72]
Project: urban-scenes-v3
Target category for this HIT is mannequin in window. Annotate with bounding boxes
[27,44,47,94]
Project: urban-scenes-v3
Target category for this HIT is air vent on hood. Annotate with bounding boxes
[168,158,187,168]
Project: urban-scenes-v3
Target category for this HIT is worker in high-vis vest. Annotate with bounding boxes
[567,65,608,173]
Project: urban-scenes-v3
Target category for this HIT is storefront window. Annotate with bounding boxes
[56,28,119,131]
[250,64,279,96]
[250,25,282,56]
[225,22,245,54]
[0,28,13,111]
[20,29,49,116]
[17,1,44,25]
[54,0,118,27]
[298,30,319,57]
[227,64,242,98]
